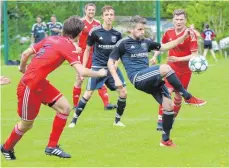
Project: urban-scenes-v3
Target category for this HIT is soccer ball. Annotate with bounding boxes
[188,56,208,73]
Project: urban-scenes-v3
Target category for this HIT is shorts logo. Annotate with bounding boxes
[111,36,117,43]
[141,42,148,50]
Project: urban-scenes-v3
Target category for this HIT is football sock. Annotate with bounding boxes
[72,86,81,107]
[162,111,174,141]
[174,96,182,117]
[48,112,68,148]
[158,104,163,121]
[115,97,126,123]
[166,71,192,100]
[75,97,88,118]
[98,85,109,107]
[4,124,24,151]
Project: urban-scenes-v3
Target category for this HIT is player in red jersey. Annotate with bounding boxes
[1,16,107,160]
[152,9,206,131]
[72,3,117,110]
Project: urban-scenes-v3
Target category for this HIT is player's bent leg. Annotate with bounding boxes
[160,96,176,147]
[69,90,94,128]
[72,74,84,108]
[203,49,208,58]
[160,64,206,106]
[45,96,71,158]
[1,120,34,160]
[113,87,127,127]
[210,49,218,62]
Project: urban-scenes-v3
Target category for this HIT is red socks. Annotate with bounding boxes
[73,86,81,107]
[4,124,24,151]
[98,85,109,107]
[47,112,69,148]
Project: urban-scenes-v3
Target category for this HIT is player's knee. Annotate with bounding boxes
[60,103,71,115]
[159,64,172,77]
[74,79,83,88]
[119,88,127,98]
[18,120,34,132]
[162,100,174,111]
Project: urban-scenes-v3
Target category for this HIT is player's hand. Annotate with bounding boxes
[18,65,27,73]
[51,28,59,32]
[183,28,192,38]
[72,45,82,54]
[150,56,157,65]
[98,69,108,77]
[167,56,180,62]
[115,78,123,89]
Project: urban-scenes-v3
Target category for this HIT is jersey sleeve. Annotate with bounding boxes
[189,31,198,52]
[146,38,161,51]
[109,40,125,61]
[31,39,44,53]
[87,29,97,46]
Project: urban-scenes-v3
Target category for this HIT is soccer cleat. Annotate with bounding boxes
[68,117,78,128]
[185,96,207,107]
[45,145,71,158]
[1,145,16,160]
[156,120,163,131]
[113,121,126,127]
[104,103,117,110]
[160,139,176,147]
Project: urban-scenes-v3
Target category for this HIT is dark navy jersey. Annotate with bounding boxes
[87,25,122,67]
[109,36,161,83]
[31,23,47,43]
[46,22,63,36]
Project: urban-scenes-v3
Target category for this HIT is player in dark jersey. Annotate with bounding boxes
[201,24,217,62]
[69,6,127,128]
[31,15,47,43]
[1,16,107,160]
[46,14,63,36]
[108,15,206,147]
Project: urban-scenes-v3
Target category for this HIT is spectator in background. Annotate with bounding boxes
[31,15,47,44]
[46,15,63,36]
[201,24,218,62]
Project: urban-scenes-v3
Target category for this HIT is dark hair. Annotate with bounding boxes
[63,15,85,39]
[84,3,96,10]
[129,15,147,28]
[173,9,187,18]
[101,5,114,15]
[205,24,209,28]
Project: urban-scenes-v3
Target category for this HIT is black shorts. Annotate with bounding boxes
[133,65,171,104]
[204,40,212,49]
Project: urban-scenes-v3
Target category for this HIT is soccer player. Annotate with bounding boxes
[46,14,63,36]
[1,16,107,160]
[69,5,127,128]
[201,24,218,62]
[31,15,48,43]
[72,3,116,110]
[153,9,206,130]
[108,15,206,147]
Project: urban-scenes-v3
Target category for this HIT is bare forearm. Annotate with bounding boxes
[108,59,120,80]
[83,47,90,67]
[179,51,198,61]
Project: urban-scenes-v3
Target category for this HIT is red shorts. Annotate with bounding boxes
[165,71,192,92]
[79,50,92,69]
[17,80,62,121]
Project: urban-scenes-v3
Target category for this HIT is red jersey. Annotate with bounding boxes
[78,19,100,50]
[162,28,198,73]
[22,36,80,89]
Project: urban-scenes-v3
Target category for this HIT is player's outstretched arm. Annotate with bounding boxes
[108,58,123,88]
[72,63,107,78]
[82,45,91,67]
[160,28,191,51]
[18,47,34,73]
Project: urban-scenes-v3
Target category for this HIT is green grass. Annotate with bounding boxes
[1,59,229,167]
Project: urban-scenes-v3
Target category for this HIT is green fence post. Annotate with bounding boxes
[3,0,9,65]
[156,0,161,63]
